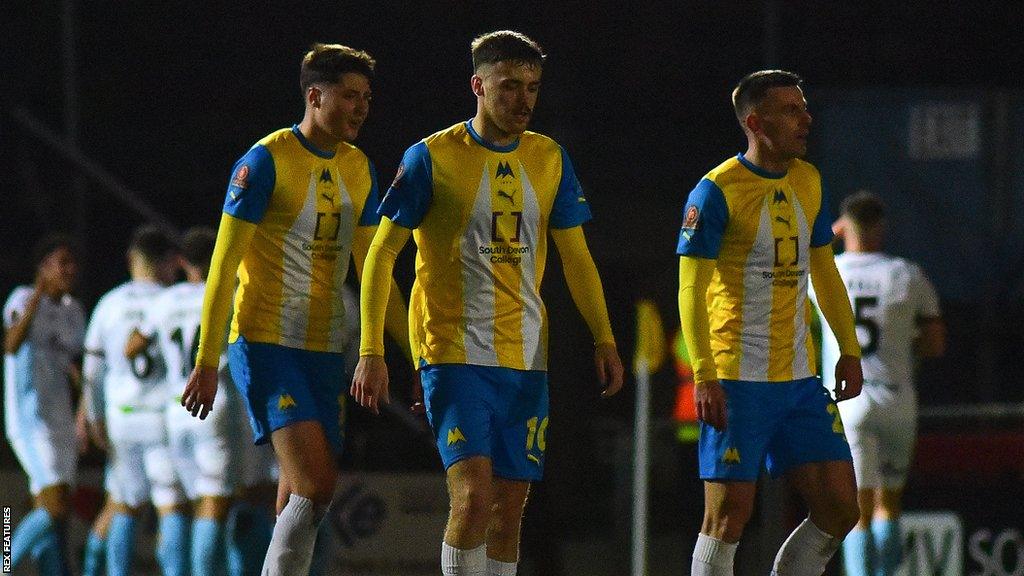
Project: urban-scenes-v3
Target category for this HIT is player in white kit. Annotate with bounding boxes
[128,226,244,576]
[4,235,85,575]
[813,191,945,576]
[81,225,188,576]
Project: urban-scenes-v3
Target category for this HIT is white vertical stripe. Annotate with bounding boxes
[277,171,318,347]
[329,176,355,352]
[461,163,499,365]
[790,193,812,379]
[739,198,774,381]
[517,162,544,370]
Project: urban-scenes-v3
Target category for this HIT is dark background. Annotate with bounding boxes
[3,1,1023,573]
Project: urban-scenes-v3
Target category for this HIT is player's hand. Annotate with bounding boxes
[695,380,727,431]
[182,365,219,420]
[410,369,425,416]
[833,355,863,401]
[594,342,624,398]
[351,355,390,415]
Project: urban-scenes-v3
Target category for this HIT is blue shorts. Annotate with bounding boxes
[227,336,347,452]
[699,377,851,481]
[421,363,548,481]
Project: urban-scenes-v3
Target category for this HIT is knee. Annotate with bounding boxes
[703,498,754,542]
[816,497,860,537]
[449,483,492,531]
[36,486,69,520]
[289,466,337,506]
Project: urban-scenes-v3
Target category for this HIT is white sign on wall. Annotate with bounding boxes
[907,103,982,160]
[897,511,964,576]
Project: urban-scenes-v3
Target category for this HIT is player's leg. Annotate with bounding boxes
[871,487,904,576]
[421,363,500,576]
[147,442,191,576]
[843,489,878,576]
[227,339,342,575]
[870,391,917,576]
[227,481,276,576]
[691,379,779,576]
[840,401,880,576]
[226,385,276,576]
[106,501,142,576]
[770,378,859,576]
[483,367,547,575]
[82,496,116,576]
[155,503,192,576]
[691,481,756,576]
[179,411,238,576]
[7,431,74,573]
[264,421,338,575]
[29,484,72,575]
[443,457,493,575]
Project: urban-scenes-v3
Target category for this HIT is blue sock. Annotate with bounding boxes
[106,513,137,576]
[192,517,226,576]
[157,512,191,576]
[30,526,69,576]
[81,531,107,576]
[226,502,274,576]
[10,508,54,569]
[872,518,902,576]
[843,526,872,576]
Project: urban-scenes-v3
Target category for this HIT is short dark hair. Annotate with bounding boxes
[32,233,77,269]
[300,43,376,92]
[841,190,887,230]
[732,70,803,121]
[128,224,178,265]
[471,30,544,72]
[181,226,216,277]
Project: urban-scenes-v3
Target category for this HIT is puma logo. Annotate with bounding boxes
[321,192,334,204]
[775,215,791,228]
[497,189,516,206]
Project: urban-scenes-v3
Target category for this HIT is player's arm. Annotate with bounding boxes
[550,226,623,397]
[181,213,256,419]
[124,329,152,359]
[351,224,412,365]
[4,289,43,354]
[809,244,863,400]
[351,217,412,414]
[678,255,727,429]
[915,318,946,358]
[912,266,945,358]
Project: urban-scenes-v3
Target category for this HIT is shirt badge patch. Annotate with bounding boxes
[682,205,700,230]
[231,165,250,190]
[390,163,405,190]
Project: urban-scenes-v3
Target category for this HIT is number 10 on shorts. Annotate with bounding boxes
[526,416,549,452]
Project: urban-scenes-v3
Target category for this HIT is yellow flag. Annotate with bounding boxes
[634,299,666,373]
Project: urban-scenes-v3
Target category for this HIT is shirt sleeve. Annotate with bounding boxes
[676,178,728,258]
[3,287,29,328]
[810,184,835,248]
[912,264,941,318]
[549,147,593,229]
[223,144,276,223]
[358,159,383,226]
[377,141,433,229]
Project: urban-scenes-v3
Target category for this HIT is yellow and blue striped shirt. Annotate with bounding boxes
[379,121,591,371]
[223,126,379,352]
[676,154,833,381]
